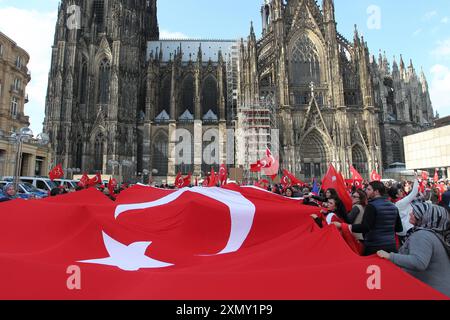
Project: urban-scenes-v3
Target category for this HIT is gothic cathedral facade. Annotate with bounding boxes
[45,0,434,182]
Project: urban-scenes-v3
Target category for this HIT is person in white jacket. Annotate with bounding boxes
[396,178,420,239]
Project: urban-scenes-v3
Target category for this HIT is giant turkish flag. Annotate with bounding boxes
[0,185,446,300]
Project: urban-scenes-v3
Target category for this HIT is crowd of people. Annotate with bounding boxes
[282,176,450,297]
[1,174,449,297]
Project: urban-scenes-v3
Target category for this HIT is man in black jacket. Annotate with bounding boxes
[333,181,403,256]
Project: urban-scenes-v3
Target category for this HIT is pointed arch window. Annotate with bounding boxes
[98,58,110,104]
[180,74,195,120]
[93,0,105,28]
[352,145,368,176]
[153,133,168,176]
[290,34,321,85]
[202,75,218,121]
[158,75,171,119]
[391,130,403,163]
[79,58,88,104]
[94,133,105,172]
[75,138,83,169]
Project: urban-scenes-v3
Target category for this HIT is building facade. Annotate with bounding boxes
[239,0,434,179]
[0,31,51,177]
[45,0,434,182]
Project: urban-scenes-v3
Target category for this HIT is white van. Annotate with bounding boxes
[54,179,79,189]
[2,176,58,192]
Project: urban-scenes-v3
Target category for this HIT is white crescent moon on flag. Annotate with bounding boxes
[114,187,256,255]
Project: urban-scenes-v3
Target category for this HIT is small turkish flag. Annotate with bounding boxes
[370,170,381,182]
[78,173,89,188]
[108,178,118,198]
[175,172,184,189]
[322,164,352,212]
[49,164,64,181]
[219,164,228,186]
[88,173,102,187]
[250,161,262,173]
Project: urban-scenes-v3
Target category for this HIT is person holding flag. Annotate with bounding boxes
[108,177,118,199]
[333,181,404,256]
[219,164,228,186]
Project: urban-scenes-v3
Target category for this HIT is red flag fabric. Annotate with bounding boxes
[350,166,363,181]
[434,169,439,183]
[322,164,353,212]
[282,169,304,187]
[108,178,118,198]
[370,170,382,182]
[78,173,89,188]
[421,171,429,181]
[219,164,228,186]
[202,176,209,187]
[250,161,262,173]
[88,173,102,187]
[262,149,280,179]
[350,165,364,182]
[0,185,446,299]
[49,164,64,181]
[255,179,269,189]
[175,172,183,189]
[182,173,192,188]
[208,168,217,187]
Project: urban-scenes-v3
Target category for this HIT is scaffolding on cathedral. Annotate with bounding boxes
[236,95,278,183]
[225,48,239,122]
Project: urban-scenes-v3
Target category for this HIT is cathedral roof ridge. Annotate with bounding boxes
[157,38,239,43]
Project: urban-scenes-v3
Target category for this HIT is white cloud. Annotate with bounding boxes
[423,10,438,21]
[412,28,422,37]
[431,38,450,60]
[441,17,449,24]
[159,29,191,39]
[0,7,57,136]
[429,64,450,117]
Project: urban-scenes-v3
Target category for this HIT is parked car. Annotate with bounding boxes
[0,181,48,199]
[53,179,79,190]
[1,176,58,192]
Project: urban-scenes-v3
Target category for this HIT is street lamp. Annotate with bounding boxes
[11,127,34,188]
[66,168,81,179]
[108,159,133,184]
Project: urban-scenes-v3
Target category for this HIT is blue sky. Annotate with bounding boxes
[0,0,449,135]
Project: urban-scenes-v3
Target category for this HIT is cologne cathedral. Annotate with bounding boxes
[44,0,434,182]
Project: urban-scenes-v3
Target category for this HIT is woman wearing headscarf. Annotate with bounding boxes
[377,201,450,297]
[0,184,18,202]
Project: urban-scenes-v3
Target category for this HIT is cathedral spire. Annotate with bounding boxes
[197,43,202,62]
[322,0,335,22]
[250,21,256,41]
[399,54,405,71]
[353,24,360,45]
[392,55,398,72]
[420,67,429,91]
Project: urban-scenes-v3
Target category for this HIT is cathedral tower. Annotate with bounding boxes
[44,0,159,177]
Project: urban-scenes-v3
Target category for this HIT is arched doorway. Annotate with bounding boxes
[299,129,331,179]
[152,132,168,176]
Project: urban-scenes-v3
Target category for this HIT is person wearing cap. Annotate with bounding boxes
[377,201,450,297]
